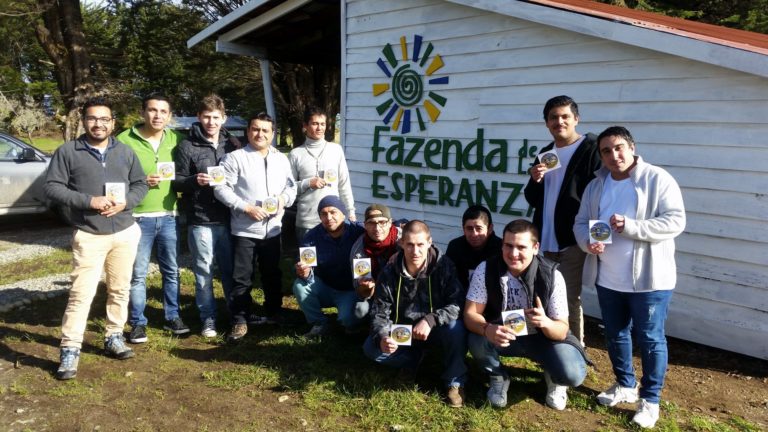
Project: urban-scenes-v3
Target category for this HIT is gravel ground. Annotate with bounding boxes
[0,225,192,313]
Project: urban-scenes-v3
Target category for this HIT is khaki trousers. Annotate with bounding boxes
[61,223,140,349]
[544,246,587,345]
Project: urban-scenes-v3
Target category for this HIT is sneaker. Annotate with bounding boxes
[303,323,330,338]
[163,317,190,335]
[487,375,510,408]
[227,323,248,342]
[128,325,148,344]
[544,372,568,411]
[201,318,217,338]
[597,382,639,407]
[446,385,465,408]
[104,333,135,360]
[247,314,270,325]
[56,347,80,380]
[632,398,660,429]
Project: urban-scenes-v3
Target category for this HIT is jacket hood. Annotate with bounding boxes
[188,122,234,145]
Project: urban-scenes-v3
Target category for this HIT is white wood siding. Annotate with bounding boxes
[343,0,768,359]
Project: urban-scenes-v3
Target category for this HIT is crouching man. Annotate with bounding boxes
[364,221,468,408]
[464,219,587,410]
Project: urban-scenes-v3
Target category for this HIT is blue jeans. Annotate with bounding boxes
[129,215,180,326]
[596,285,672,403]
[188,224,234,323]
[363,319,468,388]
[292,275,360,328]
[468,332,586,387]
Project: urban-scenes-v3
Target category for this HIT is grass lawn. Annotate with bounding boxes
[20,136,64,154]
[0,248,766,431]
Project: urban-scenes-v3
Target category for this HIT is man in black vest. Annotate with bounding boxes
[464,219,587,410]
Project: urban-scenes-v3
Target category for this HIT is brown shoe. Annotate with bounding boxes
[228,323,248,342]
[446,385,465,408]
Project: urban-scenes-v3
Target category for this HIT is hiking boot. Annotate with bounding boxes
[632,398,660,429]
[597,382,639,407]
[227,323,248,342]
[487,375,510,408]
[104,333,135,360]
[201,318,217,338]
[544,372,568,411]
[128,325,148,344]
[446,385,465,408]
[56,347,80,380]
[163,317,190,335]
[302,323,330,338]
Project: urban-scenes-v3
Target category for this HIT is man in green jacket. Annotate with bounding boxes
[117,94,188,343]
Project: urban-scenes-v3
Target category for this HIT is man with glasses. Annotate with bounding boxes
[117,94,188,344]
[214,112,296,342]
[45,97,148,380]
[349,204,401,319]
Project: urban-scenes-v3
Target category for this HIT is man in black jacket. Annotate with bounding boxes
[465,220,587,410]
[445,205,502,295]
[523,95,600,345]
[364,221,467,408]
[45,97,148,380]
[174,94,240,339]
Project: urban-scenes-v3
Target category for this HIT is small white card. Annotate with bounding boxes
[263,196,279,215]
[157,162,175,180]
[589,220,613,244]
[299,247,317,267]
[390,324,413,346]
[207,166,225,186]
[539,149,562,171]
[323,167,337,185]
[352,258,372,279]
[105,182,126,204]
[502,309,528,336]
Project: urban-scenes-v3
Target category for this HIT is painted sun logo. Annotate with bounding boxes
[372,34,449,134]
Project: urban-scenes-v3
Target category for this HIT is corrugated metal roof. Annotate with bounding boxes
[529,0,768,55]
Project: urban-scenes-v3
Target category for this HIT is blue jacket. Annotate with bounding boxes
[300,220,365,290]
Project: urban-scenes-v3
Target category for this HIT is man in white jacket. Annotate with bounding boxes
[215,113,297,342]
[574,126,685,429]
[289,107,356,242]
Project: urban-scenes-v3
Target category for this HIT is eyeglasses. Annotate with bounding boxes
[84,116,113,125]
[365,219,390,228]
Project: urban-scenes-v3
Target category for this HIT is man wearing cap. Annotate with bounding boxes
[292,195,365,337]
[350,204,402,319]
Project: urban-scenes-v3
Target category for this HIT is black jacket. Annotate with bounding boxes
[174,123,241,225]
[524,133,600,249]
[445,232,502,292]
[370,246,462,343]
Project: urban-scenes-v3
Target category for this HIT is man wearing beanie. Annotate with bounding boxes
[349,204,401,319]
[292,195,365,337]
[288,106,356,243]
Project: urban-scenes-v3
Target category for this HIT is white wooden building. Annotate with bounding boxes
[189,0,768,359]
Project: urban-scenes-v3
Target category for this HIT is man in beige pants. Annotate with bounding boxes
[44,96,148,380]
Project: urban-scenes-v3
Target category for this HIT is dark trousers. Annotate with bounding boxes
[230,234,283,324]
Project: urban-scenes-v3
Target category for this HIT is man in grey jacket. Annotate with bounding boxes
[214,112,297,342]
[574,126,685,429]
[44,97,148,380]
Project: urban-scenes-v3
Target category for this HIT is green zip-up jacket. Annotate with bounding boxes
[117,125,183,214]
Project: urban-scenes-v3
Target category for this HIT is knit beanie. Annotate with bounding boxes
[317,195,347,216]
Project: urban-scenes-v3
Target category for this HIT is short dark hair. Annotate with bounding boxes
[142,93,172,111]
[303,106,327,124]
[503,219,539,244]
[597,126,635,148]
[462,205,492,226]
[248,112,275,131]
[81,96,113,118]
[198,94,225,115]
[402,220,431,240]
[543,95,579,120]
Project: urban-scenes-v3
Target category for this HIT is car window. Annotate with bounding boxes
[0,135,22,161]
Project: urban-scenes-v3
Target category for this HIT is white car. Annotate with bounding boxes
[0,132,52,216]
